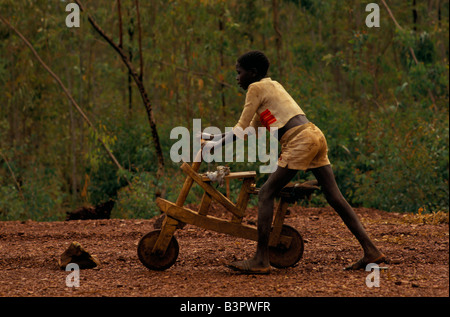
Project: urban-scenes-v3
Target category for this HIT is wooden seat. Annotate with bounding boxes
[277,180,320,203]
[248,180,320,202]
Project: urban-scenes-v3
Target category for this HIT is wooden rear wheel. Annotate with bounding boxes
[269,225,304,268]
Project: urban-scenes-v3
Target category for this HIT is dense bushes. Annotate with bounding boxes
[0,0,448,220]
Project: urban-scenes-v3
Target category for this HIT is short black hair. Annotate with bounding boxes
[237,50,270,78]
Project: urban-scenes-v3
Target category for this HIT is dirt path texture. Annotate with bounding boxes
[0,205,448,298]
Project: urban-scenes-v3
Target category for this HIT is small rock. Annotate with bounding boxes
[59,241,100,269]
[389,258,402,264]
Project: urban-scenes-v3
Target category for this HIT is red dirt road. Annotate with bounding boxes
[0,206,448,298]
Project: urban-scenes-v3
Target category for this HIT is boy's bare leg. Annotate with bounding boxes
[311,164,385,269]
[229,164,385,272]
[229,166,297,272]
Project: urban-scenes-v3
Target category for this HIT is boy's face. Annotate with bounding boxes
[236,63,257,90]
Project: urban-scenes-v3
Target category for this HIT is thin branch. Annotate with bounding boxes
[381,0,402,29]
[0,14,126,175]
[0,150,24,200]
[381,0,437,109]
[381,0,419,64]
[75,0,165,177]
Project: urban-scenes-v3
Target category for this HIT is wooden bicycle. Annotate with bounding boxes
[137,151,319,271]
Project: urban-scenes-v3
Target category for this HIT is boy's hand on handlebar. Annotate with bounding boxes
[195,131,213,141]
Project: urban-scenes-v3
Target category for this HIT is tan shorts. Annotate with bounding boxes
[277,122,330,171]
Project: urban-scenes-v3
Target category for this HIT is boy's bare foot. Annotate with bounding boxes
[227,259,271,274]
[344,253,386,270]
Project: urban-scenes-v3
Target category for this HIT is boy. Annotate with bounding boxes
[201,51,385,274]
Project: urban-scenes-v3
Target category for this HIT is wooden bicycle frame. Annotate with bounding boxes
[151,159,293,256]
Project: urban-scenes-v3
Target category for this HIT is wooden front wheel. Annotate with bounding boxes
[137,230,179,271]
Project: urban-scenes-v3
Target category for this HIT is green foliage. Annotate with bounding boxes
[86,121,157,205]
[112,171,159,219]
[0,0,448,220]
[0,184,25,221]
[351,108,448,213]
[0,165,67,221]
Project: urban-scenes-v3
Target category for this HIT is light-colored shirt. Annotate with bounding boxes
[233,78,305,139]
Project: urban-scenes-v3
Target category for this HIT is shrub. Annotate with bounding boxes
[111,171,160,219]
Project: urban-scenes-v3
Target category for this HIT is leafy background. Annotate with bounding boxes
[0,0,448,220]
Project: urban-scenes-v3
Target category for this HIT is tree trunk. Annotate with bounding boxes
[272,0,283,78]
[127,8,134,121]
[218,16,226,116]
[74,0,165,178]
[66,63,78,203]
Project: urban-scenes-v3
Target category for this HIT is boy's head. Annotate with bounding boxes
[236,50,270,90]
